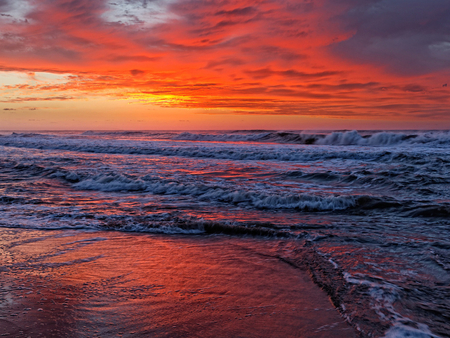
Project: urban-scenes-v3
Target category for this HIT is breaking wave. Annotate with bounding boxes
[4,130,450,147]
[2,136,448,166]
[59,171,357,211]
[171,130,450,147]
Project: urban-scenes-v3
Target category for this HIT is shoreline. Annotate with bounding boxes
[0,228,356,337]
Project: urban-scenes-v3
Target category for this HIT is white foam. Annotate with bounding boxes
[344,272,442,338]
[317,131,410,146]
[383,323,441,338]
[329,258,339,269]
[73,174,147,192]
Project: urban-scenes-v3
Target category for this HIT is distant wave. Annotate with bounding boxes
[1,136,448,166]
[0,137,379,162]
[10,132,51,138]
[173,130,450,147]
[5,130,450,147]
[82,130,146,136]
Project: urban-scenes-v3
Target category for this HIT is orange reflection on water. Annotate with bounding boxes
[1,229,355,337]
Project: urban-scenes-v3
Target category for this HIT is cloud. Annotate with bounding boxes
[241,45,306,63]
[403,84,426,92]
[329,0,450,75]
[130,69,145,76]
[215,6,256,17]
[0,96,74,103]
[0,0,448,121]
[205,57,245,69]
[107,55,160,63]
[303,82,380,91]
[245,68,341,80]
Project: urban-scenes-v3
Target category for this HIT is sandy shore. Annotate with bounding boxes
[0,228,356,337]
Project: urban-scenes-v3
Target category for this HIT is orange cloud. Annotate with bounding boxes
[0,0,449,125]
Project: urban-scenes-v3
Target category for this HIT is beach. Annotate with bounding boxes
[0,228,355,337]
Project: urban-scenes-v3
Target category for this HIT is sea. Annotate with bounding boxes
[0,130,449,338]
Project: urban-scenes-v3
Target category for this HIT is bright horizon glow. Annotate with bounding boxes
[1,0,449,130]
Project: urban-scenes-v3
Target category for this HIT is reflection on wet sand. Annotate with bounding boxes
[0,228,355,337]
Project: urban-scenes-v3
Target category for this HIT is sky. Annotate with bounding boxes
[0,0,449,130]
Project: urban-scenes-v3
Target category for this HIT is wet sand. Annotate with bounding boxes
[0,228,356,337]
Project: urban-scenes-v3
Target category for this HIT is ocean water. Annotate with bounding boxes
[0,130,449,337]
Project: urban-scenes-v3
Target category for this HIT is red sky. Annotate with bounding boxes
[0,0,449,130]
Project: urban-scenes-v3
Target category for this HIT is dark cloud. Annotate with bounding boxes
[403,84,426,92]
[245,68,341,80]
[130,69,145,76]
[1,96,74,103]
[205,57,245,69]
[285,1,315,13]
[0,0,9,10]
[241,45,306,62]
[330,0,450,75]
[301,82,380,91]
[215,7,256,17]
[120,0,161,9]
[34,0,106,25]
[0,65,78,74]
[108,55,159,63]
